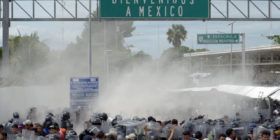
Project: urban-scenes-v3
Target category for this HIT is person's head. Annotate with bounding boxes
[96,131,105,140]
[248,131,254,140]
[183,130,192,140]
[23,120,33,130]
[100,113,108,121]
[62,111,70,121]
[11,124,18,134]
[194,131,203,140]
[49,123,59,134]
[36,125,43,134]
[0,132,7,140]
[226,128,235,139]
[125,133,136,140]
[171,119,178,125]
[33,122,40,128]
[148,116,156,122]
[219,134,226,140]
[18,123,24,132]
[260,130,271,140]
[0,124,3,133]
[105,134,117,140]
[13,112,19,119]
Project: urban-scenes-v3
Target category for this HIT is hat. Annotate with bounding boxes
[18,123,24,128]
[23,120,32,126]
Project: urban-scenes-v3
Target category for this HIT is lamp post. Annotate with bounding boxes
[88,0,92,77]
[104,50,112,86]
[228,21,236,79]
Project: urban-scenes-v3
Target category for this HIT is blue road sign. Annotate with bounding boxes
[70,77,99,108]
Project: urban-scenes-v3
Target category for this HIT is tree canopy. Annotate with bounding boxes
[9,33,49,70]
[167,24,187,48]
[267,35,280,44]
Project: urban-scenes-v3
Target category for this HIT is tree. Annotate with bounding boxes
[132,51,152,63]
[61,20,136,77]
[161,46,193,62]
[167,24,187,48]
[267,35,280,44]
[9,33,50,74]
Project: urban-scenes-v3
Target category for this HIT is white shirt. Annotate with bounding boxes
[226,137,233,140]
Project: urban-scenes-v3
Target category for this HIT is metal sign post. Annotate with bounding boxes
[229,22,236,81]
[2,0,10,78]
[241,33,246,80]
[88,0,92,77]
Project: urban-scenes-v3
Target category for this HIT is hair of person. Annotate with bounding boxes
[171,119,178,125]
[226,128,234,137]
[261,130,271,136]
[219,134,226,138]
[183,130,191,136]
[195,131,202,139]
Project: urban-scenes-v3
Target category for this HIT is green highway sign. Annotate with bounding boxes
[197,34,240,44]
[100,0,209,19]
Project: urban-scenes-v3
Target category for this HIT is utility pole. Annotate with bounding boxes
[2,0,10,78]
[88,0,92,77]
[241,33,246,80]
[228,21,236,80]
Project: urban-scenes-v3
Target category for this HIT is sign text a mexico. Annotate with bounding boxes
[100,0,209,19]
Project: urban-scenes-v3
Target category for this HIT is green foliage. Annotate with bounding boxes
[161,46,192,61]
[195,48,208,52]
[167,24,187,48]
[267,35,280,44]
[9,33,50,73]
[61,20,150,76]
[132,51,152,63]
[161,46,208,62]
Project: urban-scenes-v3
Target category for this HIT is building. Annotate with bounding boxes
[184,44,280,85]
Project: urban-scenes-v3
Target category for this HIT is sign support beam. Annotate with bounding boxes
[2,0,10,78]
[241,33,246,81]
[88,0,92,77]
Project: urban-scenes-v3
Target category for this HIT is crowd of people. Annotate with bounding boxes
[0,108,280,140]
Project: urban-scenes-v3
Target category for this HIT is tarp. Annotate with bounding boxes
[171,85,280,100]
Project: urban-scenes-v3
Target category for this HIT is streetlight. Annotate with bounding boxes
[104,50,112,86]
[88,0,92,77]
[228,21,236,79]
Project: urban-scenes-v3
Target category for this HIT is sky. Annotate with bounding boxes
[1,0,280,58]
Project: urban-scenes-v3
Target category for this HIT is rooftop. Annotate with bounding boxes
[184,44,280,57]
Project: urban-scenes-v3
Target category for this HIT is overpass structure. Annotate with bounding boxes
[184,45,280,85]
[0,0,280,21]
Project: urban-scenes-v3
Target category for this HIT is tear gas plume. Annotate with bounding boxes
[0,21,264,127]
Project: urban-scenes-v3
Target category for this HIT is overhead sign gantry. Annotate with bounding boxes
[99,0,209,19]
[1,0,280,78]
